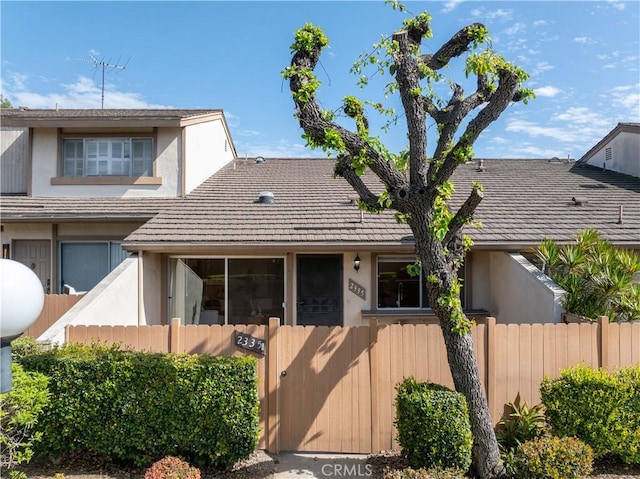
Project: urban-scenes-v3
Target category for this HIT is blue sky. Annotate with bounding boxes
[1,1,639,160]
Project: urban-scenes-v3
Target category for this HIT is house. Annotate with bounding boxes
[0,109,236,297]
[577,122,640,178]
[1,110,638,344]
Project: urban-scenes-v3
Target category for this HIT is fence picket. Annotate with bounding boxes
[62,317,640,454]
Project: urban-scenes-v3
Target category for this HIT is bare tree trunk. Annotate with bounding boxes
[440,324,503,479]
[415,226,504,479]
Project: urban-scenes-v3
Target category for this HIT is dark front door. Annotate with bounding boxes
[296,254,343,326]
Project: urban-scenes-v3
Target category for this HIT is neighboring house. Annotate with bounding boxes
[0,109,236,296]
[577,122,640,178]
[1,110,638,344]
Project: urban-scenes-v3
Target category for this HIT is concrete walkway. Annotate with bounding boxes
[273,453,372,478]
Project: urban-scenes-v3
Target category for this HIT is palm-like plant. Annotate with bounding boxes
[536,229,640,322]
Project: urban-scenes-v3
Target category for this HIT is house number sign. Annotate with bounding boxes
[234,331,266,355]
[348,278,366,300]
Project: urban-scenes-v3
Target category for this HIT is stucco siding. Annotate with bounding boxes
[39,257,140,344]
[183,119,234,194]
[584,131,640,178]
[489,252,564,324]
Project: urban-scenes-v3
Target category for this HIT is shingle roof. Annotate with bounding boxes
[0,196,178,222]
[0,108,224,127]
[121,158,640,249]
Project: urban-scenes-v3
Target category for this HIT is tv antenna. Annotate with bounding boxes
[76,52,130,108]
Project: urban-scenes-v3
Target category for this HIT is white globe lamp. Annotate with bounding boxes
[0,258,45,393]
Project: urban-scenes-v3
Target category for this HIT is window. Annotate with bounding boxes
[62,138,153,177]
[170,257,285,325]
[377,256,465,309]
[59,241,131,293]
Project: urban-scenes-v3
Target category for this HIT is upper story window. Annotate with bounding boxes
[62,138,153,177]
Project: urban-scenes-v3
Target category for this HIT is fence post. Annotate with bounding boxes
[170,318,181,353]
[267,317,280,454]
[369,320,380,453]
[486,317,497,422]
[598,316,609,370]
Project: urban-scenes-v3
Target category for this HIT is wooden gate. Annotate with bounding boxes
[275,325,371,452]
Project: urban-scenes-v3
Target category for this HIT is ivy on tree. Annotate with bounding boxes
[283,3,533,478]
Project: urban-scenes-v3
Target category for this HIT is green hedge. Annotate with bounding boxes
[0,364,50,470]
[540,365,640,464]
[395,378,472,471]
[19,344,259,468]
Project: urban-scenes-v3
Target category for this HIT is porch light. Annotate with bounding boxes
[353,254,361,272]
[0,259,45,393]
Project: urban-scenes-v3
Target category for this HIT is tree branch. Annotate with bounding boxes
[443,186,483,247]
[420,23,487,70]
[288,39,407,194]
[334,156,383,210]
[392,30,427,187]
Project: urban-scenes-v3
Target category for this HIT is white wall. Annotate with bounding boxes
[140,252,163,325]
[184,119,235,194]
[39,257,139,344]
[488,252,565,324]
[584,131,640,178]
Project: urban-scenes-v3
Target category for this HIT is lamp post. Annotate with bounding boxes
[0,258,45,393]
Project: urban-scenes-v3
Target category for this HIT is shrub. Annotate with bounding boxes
[395,377,472,471]
[540,365,640,463]
[19,344,259,468]
[384,467,466,479]
[496,393,546,451]
[144,456,200,479]
[536,228,640,321]
[10,336,46,362]
[0,364,50,470]
[510,435,593,479]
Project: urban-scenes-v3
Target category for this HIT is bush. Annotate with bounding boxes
[10,336,46,362]
[536,228,640,321]
[509,435,593,479]
[19,344,259,468]
[0,364,50,470]
[395,378,472,471]
[384,467,466,479]
[496,393,546,451]
[144,456,200,479]
[540,365,640,463]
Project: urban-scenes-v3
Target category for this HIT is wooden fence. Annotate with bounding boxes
[25,294,84,339]
[66,317,640,454]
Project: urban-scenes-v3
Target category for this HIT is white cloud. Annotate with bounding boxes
[470,8,511,20]
[506,119,576,142]
[534,86,561,98]
[607,0,625,10]
[235,138,321,158]
[533,20,548,27]
[609,84,640,116]
[553,107,611,128]
[4,74,170,109]
[533,61,554,75]
[574,36,594,44]
[504,23,526,36]
[441,0,462,13]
